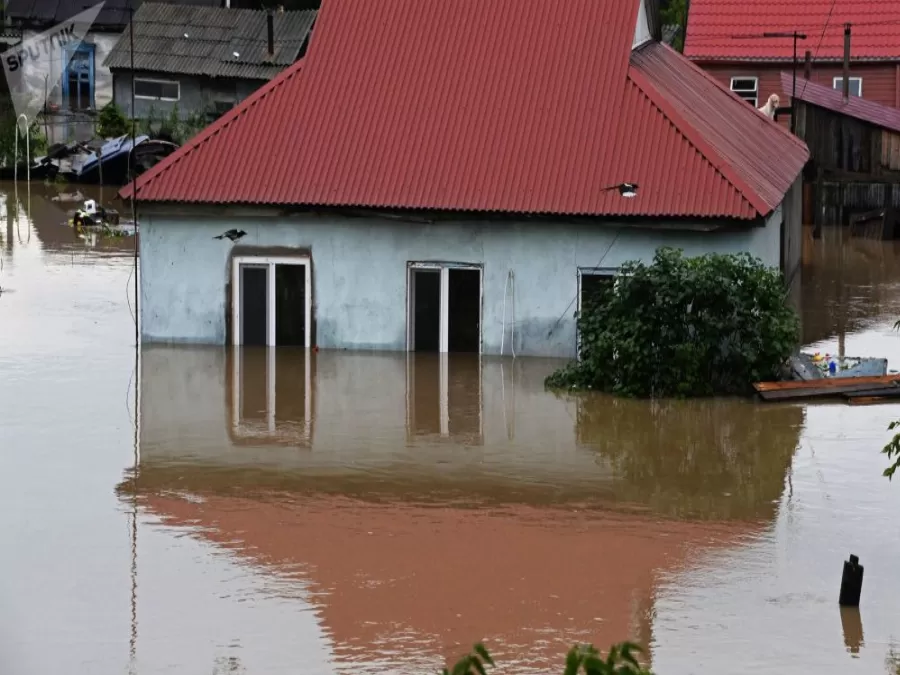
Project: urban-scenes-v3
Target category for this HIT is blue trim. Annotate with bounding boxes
[61,42,96,109]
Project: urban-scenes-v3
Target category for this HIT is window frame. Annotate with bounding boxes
[133,77,181,102]
[406,261,483,354]
[231,255,312,347]
[576,267,618,356]
[833,76,863,98]
[730,76,759,107]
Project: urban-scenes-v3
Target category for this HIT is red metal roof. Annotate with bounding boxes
[124,0,809,221]
[685,0,900,62]
[782,71,900,133]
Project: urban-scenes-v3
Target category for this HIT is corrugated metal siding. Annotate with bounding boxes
[685,0,900,61]
[124,0,808,220]
[779,71,900,134]
[104,3,316,79]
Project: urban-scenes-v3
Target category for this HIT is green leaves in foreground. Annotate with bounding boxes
[443,643,494,675]
[445,642,652,675]
[883,321,900,482]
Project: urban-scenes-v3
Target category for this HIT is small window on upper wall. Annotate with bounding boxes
[134,78,180,101]
[833,77,863,98]
[730,77,759,107]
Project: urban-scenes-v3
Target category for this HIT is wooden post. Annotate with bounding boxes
[813,167,824,238]
[843,24,851,102]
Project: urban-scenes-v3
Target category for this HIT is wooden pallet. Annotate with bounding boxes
[754,375,900,402]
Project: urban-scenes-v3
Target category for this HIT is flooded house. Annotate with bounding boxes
[123,0,809,357]
[104,3,318,123]
[784,72,900,234]
[3,0,221,144]
[685,0,900,113]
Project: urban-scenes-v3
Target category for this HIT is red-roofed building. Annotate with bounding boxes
[685,0,900,114]
[127,0,808,357]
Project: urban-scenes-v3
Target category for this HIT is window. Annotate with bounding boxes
[134,78,180,101]
[577,267,617,355]
[407,262,482,353]
[730,77,759,107]
[231,255,312,347]
[833,77,863,98]
[62,43,95,110]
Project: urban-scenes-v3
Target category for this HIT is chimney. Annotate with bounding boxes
[267,9,274,58]
[803,49,811,80]
[842,23,851,102]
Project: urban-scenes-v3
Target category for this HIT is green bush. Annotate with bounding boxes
[445,642,651,675]
[97,102,129,138]
[546,247,799,398]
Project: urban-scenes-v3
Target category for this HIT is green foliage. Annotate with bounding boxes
[881,321,900,481]
[546,247,799,398]
[97,102,129,138]
[443,643,494,675]
[660,0,687,52]
[138,103,208,145]
[445,643,652,675]
[0,111,48,165]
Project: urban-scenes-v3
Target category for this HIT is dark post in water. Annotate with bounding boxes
[839,554,863,606]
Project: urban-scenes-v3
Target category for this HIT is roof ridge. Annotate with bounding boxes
[626,61,770,217]
[680,48,807,155]
[123,60,305,201]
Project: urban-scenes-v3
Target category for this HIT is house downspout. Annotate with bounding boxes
[267,10,274,58]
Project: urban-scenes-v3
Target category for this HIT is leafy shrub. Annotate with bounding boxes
[97,102,129,138]
[445,642,652,675]
[546,247,799,398]
[140,103,208,145]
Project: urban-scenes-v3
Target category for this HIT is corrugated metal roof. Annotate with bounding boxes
[123,0,809,221]
[685,0,900,62]
[5,0,218,31]
[781,71,900,134]
[104,3,316,80]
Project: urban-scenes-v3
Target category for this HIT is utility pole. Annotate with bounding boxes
[761,31,807,133]
[842,23,852,102]
[732,31,807,132]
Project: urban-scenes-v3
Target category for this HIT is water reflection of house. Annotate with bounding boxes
[126,0,808,358]
[138,347,801,517]
[128,348,804,672]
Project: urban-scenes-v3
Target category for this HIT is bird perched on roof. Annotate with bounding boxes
[214,229,247,242]
[758,94,780,119]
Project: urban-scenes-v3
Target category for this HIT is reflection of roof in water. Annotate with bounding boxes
[136,491,754,674]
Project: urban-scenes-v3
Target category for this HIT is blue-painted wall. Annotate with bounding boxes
[139,207,783,357]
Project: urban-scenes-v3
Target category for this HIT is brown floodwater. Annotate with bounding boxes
[2,186,900,674]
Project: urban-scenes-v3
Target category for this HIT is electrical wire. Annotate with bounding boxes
[798,0,839,100]
[546,229,621,339]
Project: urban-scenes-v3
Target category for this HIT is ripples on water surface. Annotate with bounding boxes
[1,187,900,674]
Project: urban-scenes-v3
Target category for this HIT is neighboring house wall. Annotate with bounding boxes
[138,208,786,357]
[21,29,116,110]
[112,70,265,118]
[699,63,900,116]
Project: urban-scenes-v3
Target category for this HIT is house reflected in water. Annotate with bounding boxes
[122,348,803,672]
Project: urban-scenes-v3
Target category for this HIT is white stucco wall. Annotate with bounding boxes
[21,29,116,109]
[139,208,784,357]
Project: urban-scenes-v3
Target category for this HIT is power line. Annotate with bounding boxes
[798,0,839,100]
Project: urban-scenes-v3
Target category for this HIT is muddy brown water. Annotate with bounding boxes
[2,185,900,674]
